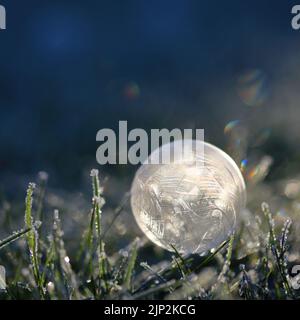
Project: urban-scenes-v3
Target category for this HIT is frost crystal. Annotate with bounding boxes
[90,169,99,177]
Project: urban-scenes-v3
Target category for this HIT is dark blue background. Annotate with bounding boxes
[0,0,299,189]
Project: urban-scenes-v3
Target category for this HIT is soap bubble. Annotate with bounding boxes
[131,140,246,255]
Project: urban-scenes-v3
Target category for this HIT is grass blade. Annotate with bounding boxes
[0,227,32,250]
[124,240,138,291]
[24,182,44,299]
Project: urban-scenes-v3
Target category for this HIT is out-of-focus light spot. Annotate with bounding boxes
[237,69,268,107]
[123,82,140,101]
[224,120,240,135]
[64,256,70,264]
[240,159,248,173]
[285,180,300,199]
[248,168,257,180]
[47,281,55,293]
[245,156,273,184]
[38,171,49,182]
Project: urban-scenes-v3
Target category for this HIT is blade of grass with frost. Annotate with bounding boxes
[211,235,234,296]
[40,236,55,292]
[86,206,96,277]
[135,262,173,294]
[170,244,190,277]
[25,183,35,252]
[132,279,177,300]
[172,256,185,279]
[91,169,108,292]
[76,209,96,278]
[124,240,138,291]
[0,227,32,250]
[52,210,80,300]
[24,183,44,298]
[239,265,259,299]
[193,239,230,273]
[140,262,168,284]
[262,254,272,293]
[113,255,128,283]
[77,193,126,278]
[75,208,95,277]
[262,202,294,298]
[278,219,293,297]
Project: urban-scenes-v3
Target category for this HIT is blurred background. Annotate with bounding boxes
[1,0,300,254]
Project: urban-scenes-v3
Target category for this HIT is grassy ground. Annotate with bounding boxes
[0,169,300,300]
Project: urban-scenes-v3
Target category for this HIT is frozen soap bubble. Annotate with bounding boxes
[130,140,246,255]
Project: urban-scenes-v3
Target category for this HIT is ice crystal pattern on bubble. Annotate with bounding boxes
[131,140,246,255]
